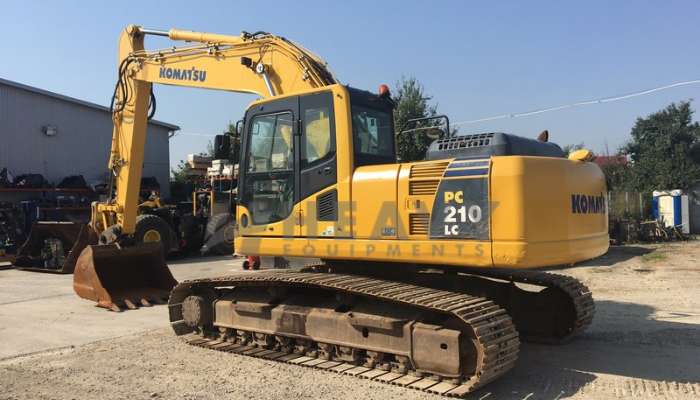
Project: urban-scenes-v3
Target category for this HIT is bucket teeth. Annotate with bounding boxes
[72,243,178,311]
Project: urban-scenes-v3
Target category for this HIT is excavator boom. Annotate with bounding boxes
[74,25,337,311]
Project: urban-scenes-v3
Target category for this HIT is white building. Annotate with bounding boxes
[0,77,178,197]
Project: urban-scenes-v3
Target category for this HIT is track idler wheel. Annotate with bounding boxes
[182,295,213,328]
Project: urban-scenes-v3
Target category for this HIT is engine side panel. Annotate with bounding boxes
[351,164,400,239]
[429,160,491,240]
[236,155,608,268]
[490,156,609,267]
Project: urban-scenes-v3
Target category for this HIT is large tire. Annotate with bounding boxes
[134,214,171,258]
[200,213,235,256]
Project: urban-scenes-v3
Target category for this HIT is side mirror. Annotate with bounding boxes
[235,119,244,137]
[214,134,231,160]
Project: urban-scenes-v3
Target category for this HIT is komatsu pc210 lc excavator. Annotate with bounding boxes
[76,25,608,396]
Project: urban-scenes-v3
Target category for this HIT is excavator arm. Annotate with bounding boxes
[99,24,336,236]
[74,25,337,311]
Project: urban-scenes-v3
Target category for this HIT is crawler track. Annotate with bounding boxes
[168,271,520,397]
[462,268,595,343]
[324,263,595,344]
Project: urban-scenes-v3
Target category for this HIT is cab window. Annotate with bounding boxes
[302,106,332,166]
[247,113,294,172]
[351,105,394,166]
[244,112,294,225]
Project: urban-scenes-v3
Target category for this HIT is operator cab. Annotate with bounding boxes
[238,85,395,228]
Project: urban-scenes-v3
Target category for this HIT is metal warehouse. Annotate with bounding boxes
[0,77,178,197]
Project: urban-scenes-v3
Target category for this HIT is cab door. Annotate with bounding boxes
[298,91,347,237]
[238,97,300,237]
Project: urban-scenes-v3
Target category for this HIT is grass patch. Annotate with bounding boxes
[641,252,667,263]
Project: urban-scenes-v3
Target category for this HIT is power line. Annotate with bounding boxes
[452,79,700,126]
[172,132,218,137]
[171,79,700,135]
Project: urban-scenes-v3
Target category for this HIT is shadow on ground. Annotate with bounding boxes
[589,300,700,349]
[580,245,655,266]
[541,245,655,272]
[467,299,700,399]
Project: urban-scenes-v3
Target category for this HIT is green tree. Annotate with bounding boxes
[623,101,700,191]
[170,159,192,184]
[393,77,441,162]
[600,160,629,191]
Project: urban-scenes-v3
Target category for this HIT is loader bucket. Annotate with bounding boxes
[73,243,177,311]
[14,222,98,274]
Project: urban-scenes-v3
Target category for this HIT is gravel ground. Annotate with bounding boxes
[2,242,700,400]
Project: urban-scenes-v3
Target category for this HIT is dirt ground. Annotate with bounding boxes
[2,242,700,400]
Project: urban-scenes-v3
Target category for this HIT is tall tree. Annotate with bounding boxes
[623,101,700,191]
[170,159,192,184]
[600,160,630,191]
[393,77,440,162]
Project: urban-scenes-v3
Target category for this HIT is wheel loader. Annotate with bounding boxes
[77,25,608,395]
[190,148,238,256]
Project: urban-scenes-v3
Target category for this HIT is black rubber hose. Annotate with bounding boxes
[147,87,156,120]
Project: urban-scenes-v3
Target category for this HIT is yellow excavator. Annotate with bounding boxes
[77,25,608,396]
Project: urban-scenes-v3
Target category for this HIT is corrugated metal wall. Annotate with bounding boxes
[0,82,172,197]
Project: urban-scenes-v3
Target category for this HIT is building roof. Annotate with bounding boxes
[0,77,180,131]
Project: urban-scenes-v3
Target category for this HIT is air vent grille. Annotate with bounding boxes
[409,214,430,235]
[317,189,338,221]
[409,180,440,195]
[408,161,448,197]
[436,133,494,151]
[410,161,449,178]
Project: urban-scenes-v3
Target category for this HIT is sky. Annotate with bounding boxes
[1,1,699,171]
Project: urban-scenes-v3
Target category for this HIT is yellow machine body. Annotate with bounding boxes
[234,84,608,268]
[94,24,607,275]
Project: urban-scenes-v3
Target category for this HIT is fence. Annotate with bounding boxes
[608,191,652,220]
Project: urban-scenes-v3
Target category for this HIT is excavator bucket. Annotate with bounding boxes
[14,222,98,274]
[73,243,177,311]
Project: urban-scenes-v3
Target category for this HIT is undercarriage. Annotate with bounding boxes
[168,265,593,396]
